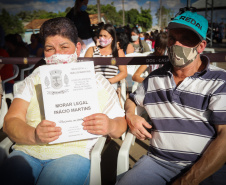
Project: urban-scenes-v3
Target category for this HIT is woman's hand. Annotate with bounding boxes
[126,113,152,140]
[35,120,62,144]
[82,113,113,135]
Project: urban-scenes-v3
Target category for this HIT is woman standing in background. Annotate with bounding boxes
[66,0,95,57]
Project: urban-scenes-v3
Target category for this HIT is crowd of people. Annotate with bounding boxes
[0,1,226,185]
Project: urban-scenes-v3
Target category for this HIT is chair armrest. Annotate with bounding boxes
[0,94,8,128]
[120,79,126,107]
[0,137,13,156]
[2,65,19,91]
[117,130,136,176]
[90,136,107,185]
[20,64,35,80]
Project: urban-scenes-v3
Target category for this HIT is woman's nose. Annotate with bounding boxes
[55,48,61,54]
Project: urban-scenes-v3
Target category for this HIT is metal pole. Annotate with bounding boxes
[210,0,213,47]
[159,0,162,29]
[187,0,191,8]
[122,0,125,26]
[97,0,101,23]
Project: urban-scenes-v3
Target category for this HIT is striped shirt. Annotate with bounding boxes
[93,46,118,79]
[130,55,226,166]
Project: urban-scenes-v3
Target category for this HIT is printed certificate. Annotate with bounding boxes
[40,61,101,144]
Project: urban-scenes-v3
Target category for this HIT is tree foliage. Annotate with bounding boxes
[100,3,122,26]
[0,9,25,35]
[87,4,98,14]
[136,8,152,32]
[155,6,174,29]
[0,3,155,36]
[126,9,139,27]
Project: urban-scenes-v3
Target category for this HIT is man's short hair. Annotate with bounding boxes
[40,17,78,45]
[168,10,208,41]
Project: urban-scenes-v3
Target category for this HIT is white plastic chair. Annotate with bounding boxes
[2,64,19,105]
[125,53,150,93]
[0,81,108,185]
[20,64,35,80]
[116,106,145,177]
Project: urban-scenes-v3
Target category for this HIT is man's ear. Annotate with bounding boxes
[76,42,82,57]
[197,40,207,54]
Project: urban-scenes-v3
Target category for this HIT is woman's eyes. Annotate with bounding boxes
[45,48,54,52]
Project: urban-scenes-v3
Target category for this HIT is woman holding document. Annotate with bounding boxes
[1,17,127,185]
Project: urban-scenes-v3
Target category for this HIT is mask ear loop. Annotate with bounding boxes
[194,41,202,54]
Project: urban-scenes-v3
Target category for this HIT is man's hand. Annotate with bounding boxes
[35,120,62,144]
[126,113,152,140]
[82,113,113,135]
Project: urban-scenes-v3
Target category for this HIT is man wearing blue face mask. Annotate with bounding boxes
[116,8,226,185]
[66,0,95,57]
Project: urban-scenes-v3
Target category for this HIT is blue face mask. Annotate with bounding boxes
[80,5,87,11]
[140,37,144,40]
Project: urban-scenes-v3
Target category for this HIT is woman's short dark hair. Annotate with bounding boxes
[154,32,168,56]
[100,24,118,57]
[40,17,78,45]
[116,32,130,53]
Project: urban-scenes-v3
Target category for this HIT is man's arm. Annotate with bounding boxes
[173,124,226,185]
[124,98,152,140]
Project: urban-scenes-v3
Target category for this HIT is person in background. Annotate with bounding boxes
[0,17,127,185]
[15,33,27,48]
[0,76,2,108]
[130,27,150,53]
[85,24,127,90]
[116,10,226,185]
[144,32,152,51]
[132,32,168,83]
[139,32,145,40]
[4,34,29,58]
[138,25,142,33]
[66,0,95,57]
[0,35,13,94]
[27,33,44,57]
[150,30,159,52]
[218,22,224,43]
[116,32,134,55]
[4,34,29,82]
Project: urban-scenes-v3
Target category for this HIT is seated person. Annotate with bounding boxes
[1,17,127,185]
[28,33,44,57]
[0,47,14,94]
[116,32,134,55]
[132,32,168,83]
[130,27,150,53]
[0,76,2,107]
[116,10,226,185]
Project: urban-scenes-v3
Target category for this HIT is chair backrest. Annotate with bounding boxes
[125,65,140,92]
[20,64,35,80]
[0,93,8,129]
[2,65,19,92]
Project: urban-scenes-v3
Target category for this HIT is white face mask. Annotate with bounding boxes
[131,35,139,42]
[44,50,78,65]
[99,37,112,47]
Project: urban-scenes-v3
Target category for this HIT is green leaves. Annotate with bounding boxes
[0,9,25,35]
